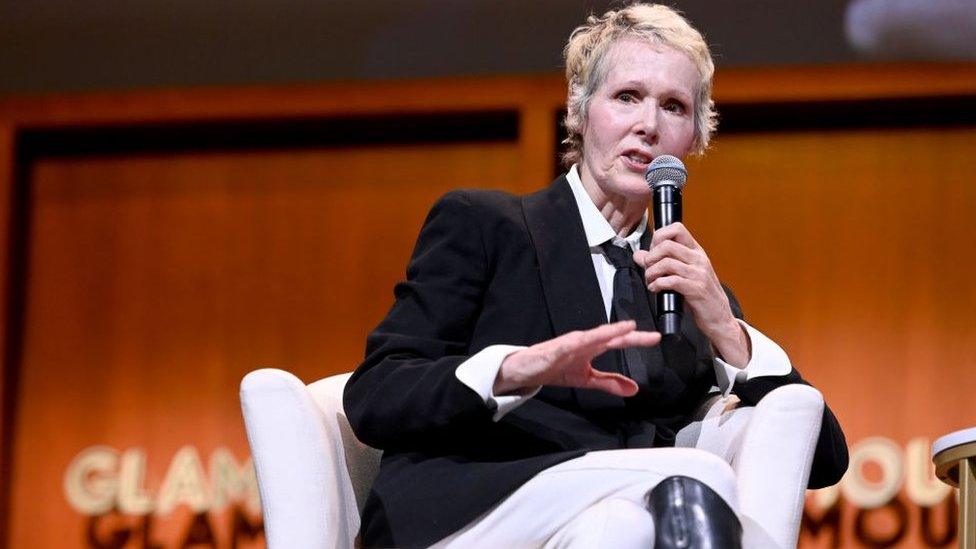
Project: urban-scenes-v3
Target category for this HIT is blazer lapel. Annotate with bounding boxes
[522,176,607,337]
[522,177,622,412]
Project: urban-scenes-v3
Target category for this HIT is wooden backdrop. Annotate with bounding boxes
[2,64,975,548]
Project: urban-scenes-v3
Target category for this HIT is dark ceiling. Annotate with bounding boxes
[0,0,964,96]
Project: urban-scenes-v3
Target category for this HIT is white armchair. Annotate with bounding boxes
[240,368,823,548]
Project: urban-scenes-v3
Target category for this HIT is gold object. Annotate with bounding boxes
[933,430,976,549]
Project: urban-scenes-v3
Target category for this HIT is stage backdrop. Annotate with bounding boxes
[1,66,975,548]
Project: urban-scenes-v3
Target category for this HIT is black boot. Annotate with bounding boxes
[645,475,742,549]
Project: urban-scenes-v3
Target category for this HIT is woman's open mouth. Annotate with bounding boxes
[621,151,652,172]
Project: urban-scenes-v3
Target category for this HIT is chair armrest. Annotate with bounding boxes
[675,385,824,549]
[735,384,823,548]
[240,368,358,549]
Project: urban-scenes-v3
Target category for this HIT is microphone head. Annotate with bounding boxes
[644,155,687,189]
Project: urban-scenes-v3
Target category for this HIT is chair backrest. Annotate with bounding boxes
[240,368,380,549]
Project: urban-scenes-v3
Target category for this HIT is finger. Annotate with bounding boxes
[575,321,643,360]
[605,331,661,349]
[650,222,700,250]
[633,249,652,268]
[638,240,699,267]
[549,321,637,362]
[585,371,639,397]
[577,320,638,346]
[643,257,697,285]
[648,274,698,295]
[650,222,680,247]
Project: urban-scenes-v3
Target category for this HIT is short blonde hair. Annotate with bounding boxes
[562,3,717,167]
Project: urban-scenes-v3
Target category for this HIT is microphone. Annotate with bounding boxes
[645,155,688,336]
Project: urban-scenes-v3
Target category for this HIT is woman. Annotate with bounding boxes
[344,4,848,548]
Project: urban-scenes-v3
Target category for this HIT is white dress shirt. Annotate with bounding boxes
[456,165,791,420]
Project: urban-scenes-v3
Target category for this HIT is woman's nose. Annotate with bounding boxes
[634,101,659,142]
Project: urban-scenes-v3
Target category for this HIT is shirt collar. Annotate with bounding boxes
[566,164,647,251]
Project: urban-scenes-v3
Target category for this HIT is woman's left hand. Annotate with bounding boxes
[633,222,750,367]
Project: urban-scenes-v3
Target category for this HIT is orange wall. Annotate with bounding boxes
[1,67,975,548]
[689,128,975,548]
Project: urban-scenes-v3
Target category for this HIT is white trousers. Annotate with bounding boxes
[430,447,739,549]
[429,385,826,549]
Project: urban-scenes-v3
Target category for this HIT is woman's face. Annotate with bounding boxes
[579,38,699,201]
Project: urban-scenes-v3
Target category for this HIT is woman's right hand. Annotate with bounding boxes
[493,320,660,397]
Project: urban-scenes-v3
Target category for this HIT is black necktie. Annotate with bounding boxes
[601,240,656,337]
[601,240,658,447]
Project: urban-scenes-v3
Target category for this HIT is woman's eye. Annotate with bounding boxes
[664,99,687,114]
[615,91,638,103]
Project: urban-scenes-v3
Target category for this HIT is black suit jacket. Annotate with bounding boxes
[343,177,848,548]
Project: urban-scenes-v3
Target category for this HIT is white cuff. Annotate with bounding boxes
[712,320,792,397]
[455,344,539,421]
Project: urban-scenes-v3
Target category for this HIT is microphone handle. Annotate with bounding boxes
[652,184,682,335]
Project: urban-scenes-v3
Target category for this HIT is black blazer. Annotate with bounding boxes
[343,176,848,548]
